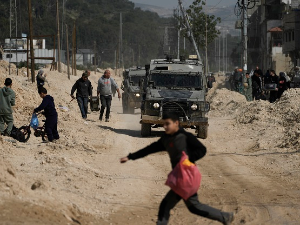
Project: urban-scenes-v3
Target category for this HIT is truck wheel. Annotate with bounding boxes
[197,125,208,139]
[141,123,151,137]
[128,106,135,114]
[122,94,128,114]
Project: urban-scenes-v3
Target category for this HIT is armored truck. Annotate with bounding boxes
[121,68,146,114]
[140,56,210,139]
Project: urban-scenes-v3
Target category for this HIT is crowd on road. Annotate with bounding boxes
[230,66,290,103]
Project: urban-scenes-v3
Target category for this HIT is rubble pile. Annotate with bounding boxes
[237,89,300,148]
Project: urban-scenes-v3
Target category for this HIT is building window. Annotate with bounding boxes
[6,54,12,58]
[292,31,295,41]
[289,32,291,42]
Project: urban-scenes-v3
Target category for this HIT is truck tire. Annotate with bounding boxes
[197,125,208,139]
[128,106,135,114]
[122,94,128,114]
[141,123,151,137]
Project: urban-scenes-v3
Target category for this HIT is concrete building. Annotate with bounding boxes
[74,49,95,66]
[282,3,300,67]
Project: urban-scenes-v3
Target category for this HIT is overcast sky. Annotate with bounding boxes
[131,0,237,8]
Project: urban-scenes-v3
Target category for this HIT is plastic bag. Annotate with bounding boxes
[30,113,39,129]
[165,151,202,200]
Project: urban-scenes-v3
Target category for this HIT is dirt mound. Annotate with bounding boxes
[237,88,300,148]
[209,88,247,117]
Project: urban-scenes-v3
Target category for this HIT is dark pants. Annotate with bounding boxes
[77,96,89,119]
[157,190,225,224]
[45,115,59,142]
[100,95,112,119]
[269,91,277,103]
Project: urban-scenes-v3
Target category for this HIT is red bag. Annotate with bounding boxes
[165,151,202,200]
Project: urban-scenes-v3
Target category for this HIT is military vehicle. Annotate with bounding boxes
[121,68,146,114]
[140,56,210,138]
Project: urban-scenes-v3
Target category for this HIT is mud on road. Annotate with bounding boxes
[0,66,300,225]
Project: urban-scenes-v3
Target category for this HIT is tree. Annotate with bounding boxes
[180,0,221,50]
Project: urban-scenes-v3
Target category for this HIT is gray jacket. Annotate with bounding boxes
[0,87,15,115]
[97,75,118,96]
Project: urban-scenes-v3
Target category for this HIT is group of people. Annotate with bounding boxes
[232,67,290,103]
[0,69,236,225]
[71,70,121,122]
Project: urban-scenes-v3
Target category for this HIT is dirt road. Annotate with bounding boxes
[0,69,300,225]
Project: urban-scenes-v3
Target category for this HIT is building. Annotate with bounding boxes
[247,0,291,73]
[74,49,95,66]
[282,1,300,67]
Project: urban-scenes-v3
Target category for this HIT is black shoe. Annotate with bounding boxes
[105,118,109,122]
[99,117,103,121]
[222,212,234,225]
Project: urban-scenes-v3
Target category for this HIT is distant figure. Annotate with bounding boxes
[268,70,279,103]
[277,72,288,99]
[0,78,16,136]
[233,68,243,93]
[97,70,121,122]
[36,69,48,90]
[120,113,235,225]
[243,72,252,101]
[71,73,93,119]
[34,87,59,142]
[252,70,263,100]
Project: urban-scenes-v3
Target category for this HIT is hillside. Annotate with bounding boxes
[0,0,174,68]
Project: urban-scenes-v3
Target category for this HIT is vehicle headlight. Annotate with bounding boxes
[199,102,210,112]
[135,93,140,97]
[153,103,160,109]
[191,104,198,111]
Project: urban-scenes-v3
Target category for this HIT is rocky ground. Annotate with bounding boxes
[0,61,300,225]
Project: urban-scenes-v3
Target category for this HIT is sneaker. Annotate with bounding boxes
[222,212,234,225]
[105,118,109,122]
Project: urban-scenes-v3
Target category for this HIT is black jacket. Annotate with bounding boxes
[71,78,92,97]
[128,128,207,168]
[34,95,57,118]
[252,75,262,91]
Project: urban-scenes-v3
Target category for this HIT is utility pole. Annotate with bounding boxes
[242,0,248,72]
[218,36,221,72]
[94,41,97,74]
[56,0,61,72]
[28,0,35,82]
[177,8,180,59]
[120,13,123,71]
[205,9,208,76]
[15,0,18,76]
[66,24,70,79]
[72,22,76,76]
[178,0,201,62]
[223,33,225,72]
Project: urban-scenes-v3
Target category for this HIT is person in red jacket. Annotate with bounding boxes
[120,113,234,225]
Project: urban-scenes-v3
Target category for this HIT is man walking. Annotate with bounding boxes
[120,113,235,225]
[71,73,92,119]
[268,70,279,103]
[252,70,263,100]
[97,70,121,122]
[0,78,16,136]
[243,72,253,101]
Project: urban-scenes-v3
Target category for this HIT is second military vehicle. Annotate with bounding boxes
[121,68,146,114]
[140,56,210,139]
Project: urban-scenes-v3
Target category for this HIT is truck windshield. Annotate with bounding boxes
[130,76,144,85]
[151,73,201,88]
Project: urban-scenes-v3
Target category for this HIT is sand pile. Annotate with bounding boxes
[208,88,247,117]
[237,88,300,148]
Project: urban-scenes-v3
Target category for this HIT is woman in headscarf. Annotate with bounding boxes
[277,72,288,99]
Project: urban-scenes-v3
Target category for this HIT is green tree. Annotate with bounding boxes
[181,0,221,50]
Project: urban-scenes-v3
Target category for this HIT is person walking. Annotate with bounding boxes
[71,73,92,119]
[268,70,279,103]
[97,70,121,122]
[36,69,48,90]
[34,87,59,142]
[252,70,263,100]
[243,72,253,101]
[0,78,16,136]
[233,68,243,93]
[120,113,235,225]
[277,72,288,99]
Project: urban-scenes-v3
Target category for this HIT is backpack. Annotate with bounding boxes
[10,126,26,142]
